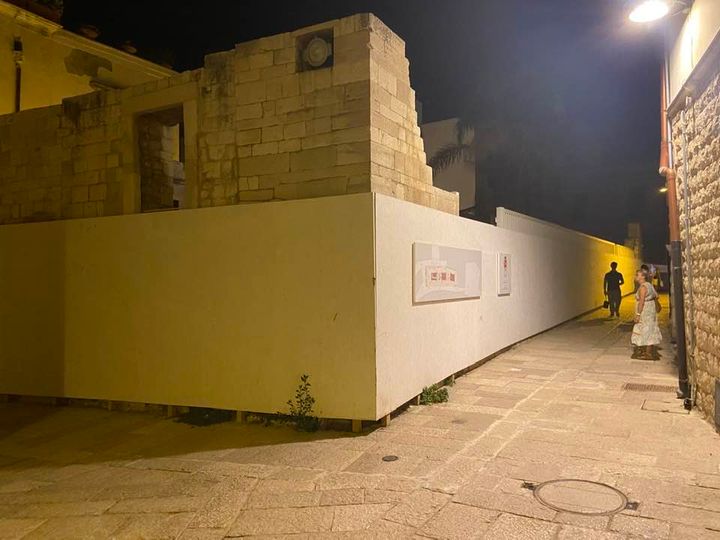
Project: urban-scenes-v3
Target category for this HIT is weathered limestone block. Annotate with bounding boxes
[0,13,457,219]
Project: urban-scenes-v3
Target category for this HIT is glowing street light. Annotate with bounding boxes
[629,0,671,23]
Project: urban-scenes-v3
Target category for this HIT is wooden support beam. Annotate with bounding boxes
[236,411,248,423]
[351,419,363,433]
[379,414,391,428]
[166,405,178,418]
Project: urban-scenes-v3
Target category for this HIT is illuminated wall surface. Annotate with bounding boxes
[0,0,174,114]
[668,0,720,421]
[668,0,720,101]
[0,11,640,420]
[0,194,639,421]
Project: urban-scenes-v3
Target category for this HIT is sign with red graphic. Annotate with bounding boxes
[498,253,511,296]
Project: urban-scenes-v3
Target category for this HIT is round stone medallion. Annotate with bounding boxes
[533,479,628,516]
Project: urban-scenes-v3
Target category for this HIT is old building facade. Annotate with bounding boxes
[0,13,457,224]
[666,0,720,425]
[0,0,174,114]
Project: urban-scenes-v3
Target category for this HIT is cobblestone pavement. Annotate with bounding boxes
[1,295,719,539]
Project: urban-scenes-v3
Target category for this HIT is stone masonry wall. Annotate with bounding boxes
[670,71,720,422]
[368,17,456,213]
[195,13,457,212]
[0,14,458,224]
[0,91,124,222]
[195,16,373,206]
[138,116,178,211]
[0,71,199,223]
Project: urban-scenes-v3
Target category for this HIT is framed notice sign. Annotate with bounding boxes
[413,243,482,303]
[497,253,511,296]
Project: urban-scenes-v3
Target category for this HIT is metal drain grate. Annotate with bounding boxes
[623,383,676,392]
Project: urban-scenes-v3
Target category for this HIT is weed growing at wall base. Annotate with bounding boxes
[419,383,449,404]
[279,374,319,432]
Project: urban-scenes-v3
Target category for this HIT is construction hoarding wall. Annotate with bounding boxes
[374,196,639,416]
[0,194,377,420]
[0,193,638,421]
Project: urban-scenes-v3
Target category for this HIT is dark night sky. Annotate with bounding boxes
[62,0,668,262]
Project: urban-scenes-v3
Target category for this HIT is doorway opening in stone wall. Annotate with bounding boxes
[136,106,186,212]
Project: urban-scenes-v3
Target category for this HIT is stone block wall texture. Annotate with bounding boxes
[670,71,720,421]
[0,13,457,224]
[137,115,179,212]
[195,13,457,213]
[0,91,124,222]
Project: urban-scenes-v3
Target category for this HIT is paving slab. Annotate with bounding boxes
[1,295,719,538]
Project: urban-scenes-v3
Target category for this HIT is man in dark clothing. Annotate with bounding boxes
[604,262,625,317]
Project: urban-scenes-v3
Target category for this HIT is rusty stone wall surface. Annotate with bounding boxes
[670,71,720,421]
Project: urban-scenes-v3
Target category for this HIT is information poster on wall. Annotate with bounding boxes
[413,243,482,303]
[497,253,511,296]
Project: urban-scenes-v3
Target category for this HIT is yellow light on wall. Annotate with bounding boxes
[629,0,671,22]
[659,186,669,193]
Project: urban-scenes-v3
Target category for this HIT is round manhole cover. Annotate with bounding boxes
[533,479,628,516]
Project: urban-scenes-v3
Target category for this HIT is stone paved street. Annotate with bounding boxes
[1,295,719,539]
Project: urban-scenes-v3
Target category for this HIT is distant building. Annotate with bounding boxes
[0,0,174,114]
[421,118,475,214]
[624,222,643,259]
[665,0,720,425]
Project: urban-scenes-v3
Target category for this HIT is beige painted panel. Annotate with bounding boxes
[0,224,67,396]
[0,194,377,419]
[373,194,639,416]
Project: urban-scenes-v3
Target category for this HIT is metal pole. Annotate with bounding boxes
[659,64,689,399]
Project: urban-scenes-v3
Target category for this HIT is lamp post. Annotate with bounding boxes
[628,0,690,400]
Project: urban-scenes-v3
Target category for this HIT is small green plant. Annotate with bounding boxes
[419,383,449,405]
[280,374,319,432]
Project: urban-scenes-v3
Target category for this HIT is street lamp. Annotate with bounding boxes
[628,0,690,23]
[629,1,670,23]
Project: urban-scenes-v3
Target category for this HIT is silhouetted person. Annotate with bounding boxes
[604,262,624,317]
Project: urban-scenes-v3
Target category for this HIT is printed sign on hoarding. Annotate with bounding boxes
[498,253,511,296]
[413,243,482,303]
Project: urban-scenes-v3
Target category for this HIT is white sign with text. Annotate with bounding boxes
[413,243,482,303]
[497,252,511,296]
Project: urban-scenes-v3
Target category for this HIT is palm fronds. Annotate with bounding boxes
[428,142,473,170]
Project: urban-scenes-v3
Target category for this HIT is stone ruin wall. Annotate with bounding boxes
[0,13,458,225]
[670,70,720,422]
[0,91,124,222]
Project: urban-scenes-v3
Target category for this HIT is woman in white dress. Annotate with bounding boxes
[631,269,662,360]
